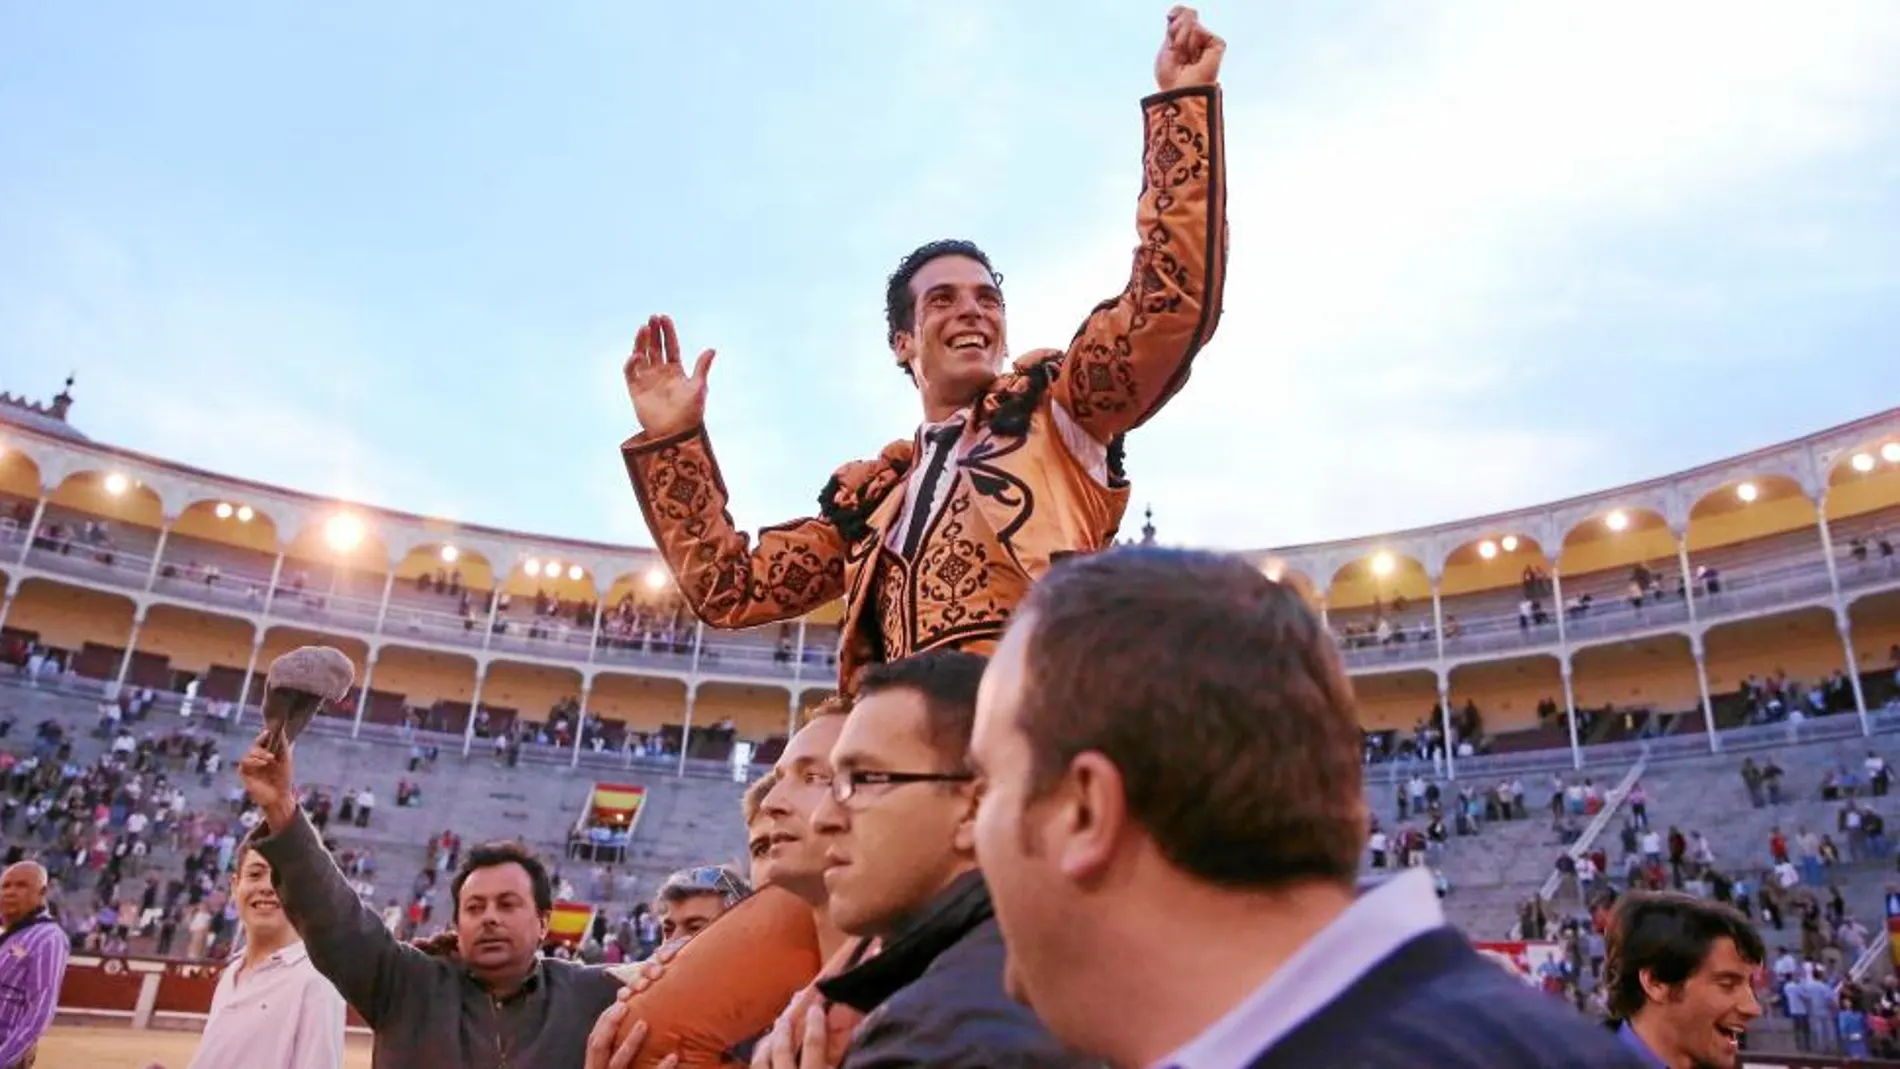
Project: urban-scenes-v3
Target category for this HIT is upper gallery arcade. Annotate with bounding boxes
[1,381,1897,774]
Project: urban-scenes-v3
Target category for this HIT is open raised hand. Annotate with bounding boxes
[624,314,716,439]
[1154,5,1225,91]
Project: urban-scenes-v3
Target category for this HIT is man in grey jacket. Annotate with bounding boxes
[238,733,623,1068]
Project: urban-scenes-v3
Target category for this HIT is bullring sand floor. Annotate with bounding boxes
[38,1024,374,1067]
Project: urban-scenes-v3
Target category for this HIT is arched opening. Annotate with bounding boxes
[278,512,392,634]
[589,672,690,754]
[1847,589,1900,709]
[1449,654,1564,755]
[1326,550,1433,660]
[1703,607,1855,729]
[2,577,136,682]
[1825,451,1900,599]
[594,568,695,673]
[480,659,585,749]
[486,557,602,662]
[133,603,258,700]
[0,446,44,508]
[1438,533,1558,657]
[1569,633,1700,743]
[1681,475,1832,614]
[378,541,501,654]
[154,498,285,613]
[1352,669,1439,766]
[362,644,477,732]
[691,681,790,765]
[1556,506,1689,644]
[26,470,166,589]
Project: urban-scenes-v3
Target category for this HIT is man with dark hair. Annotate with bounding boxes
[742,649,1090,1068]
[618,5,1229,692]
[969,547,1647,1069]
[1604,892,1764,1068]
[238,734,623,1068]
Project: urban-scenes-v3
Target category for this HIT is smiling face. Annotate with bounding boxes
[757,715,846,904]
[1642,937,1763,1068]
[894,254,1007,405]
[233,848,290,943]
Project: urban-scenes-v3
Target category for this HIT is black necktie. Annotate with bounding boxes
[899,424,963,560]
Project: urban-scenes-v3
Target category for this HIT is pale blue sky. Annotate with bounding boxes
[3,2,1898,552]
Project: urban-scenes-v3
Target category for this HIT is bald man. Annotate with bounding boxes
[0,861,69,1069]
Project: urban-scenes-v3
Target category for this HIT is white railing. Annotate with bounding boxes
[1509,756,1648,939]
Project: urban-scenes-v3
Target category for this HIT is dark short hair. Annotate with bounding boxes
[884,239,1003,374]
[450,842,553,915]
[1011,547,1366,889]
[857,650,989,771]
[1605,892,1765,1020]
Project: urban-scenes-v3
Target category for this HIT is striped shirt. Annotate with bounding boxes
[0,911,69,1069]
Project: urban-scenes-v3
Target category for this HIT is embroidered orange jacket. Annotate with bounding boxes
[623,85,1228,691]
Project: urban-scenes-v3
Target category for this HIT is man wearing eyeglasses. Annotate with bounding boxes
[750,650,1090,1069]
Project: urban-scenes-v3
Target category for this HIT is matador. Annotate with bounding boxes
[620,11,1229,693]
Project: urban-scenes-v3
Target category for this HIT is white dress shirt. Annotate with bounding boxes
[188,941,347,1069]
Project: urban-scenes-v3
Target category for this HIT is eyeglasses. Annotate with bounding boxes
[830,768,975,805]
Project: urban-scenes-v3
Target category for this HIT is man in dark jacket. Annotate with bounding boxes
[239,734,623,1068]
[968,548,1648,1069]
[754,650,1091,1068]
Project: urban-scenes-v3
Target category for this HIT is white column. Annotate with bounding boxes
[114,607,147,690]
[570,678,593,769]
[351,650,379,739]
[1560,661,1583,770]
[792,619,809,683]
[372,570,398,632]
[1689,634,1720,754]
[676,684,697,778]
[1429,584,1447,661]
[586,599,604,664]
[1836,609,1871,734]
[235,636,265,727]
[1435,672,1455,780]
[786,690,801,737]
[260,550,288,615]
[479,581,505,651]
[14,495,48,565]
[1550,565,1581,770]
[1816,504,1847,601]
[142,515,176,591]
[462,663,488,757]
[1674,537,1700,625]
[0,577,16,635]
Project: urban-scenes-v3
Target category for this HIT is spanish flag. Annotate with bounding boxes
[547,901,596,947]
[589,783,647,829]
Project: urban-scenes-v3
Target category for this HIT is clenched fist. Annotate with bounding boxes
[1155,6,1225,92]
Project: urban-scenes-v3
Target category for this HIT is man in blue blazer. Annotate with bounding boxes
[969,547,1651,1069]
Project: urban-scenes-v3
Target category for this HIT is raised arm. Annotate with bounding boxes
[1052,9,1227,443]
[620,314,850,630]
[622,429,850,630]
[241,740,439,1030]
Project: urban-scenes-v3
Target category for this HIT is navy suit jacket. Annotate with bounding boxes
[1245,930,1649,1069]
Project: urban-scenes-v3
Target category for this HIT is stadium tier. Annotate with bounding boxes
[1,387,1899,782]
